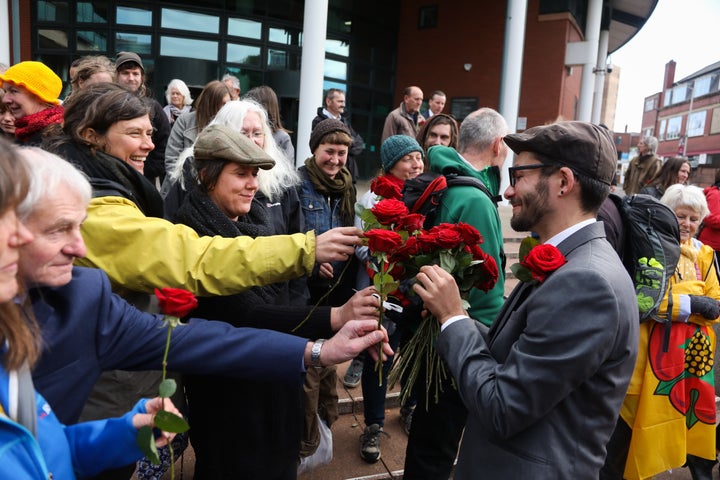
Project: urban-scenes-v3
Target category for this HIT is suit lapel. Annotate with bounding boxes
[488,281,534,344]
[488,223,606,345]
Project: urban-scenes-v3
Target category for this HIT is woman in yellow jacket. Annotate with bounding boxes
[613,184,720,480]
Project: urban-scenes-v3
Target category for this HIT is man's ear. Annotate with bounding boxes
[557,166,576,195]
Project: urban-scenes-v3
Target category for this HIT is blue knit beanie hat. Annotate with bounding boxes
[381,135,423,171]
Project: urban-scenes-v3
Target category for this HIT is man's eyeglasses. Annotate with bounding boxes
[508,164,547,187]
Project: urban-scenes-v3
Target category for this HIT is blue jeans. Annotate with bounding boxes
[362,322,403,427]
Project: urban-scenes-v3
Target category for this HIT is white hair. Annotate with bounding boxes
[165,78,193,106]
[209,99,300,201]
[16,147,92,221]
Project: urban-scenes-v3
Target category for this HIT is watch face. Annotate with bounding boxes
[311,339,324,366]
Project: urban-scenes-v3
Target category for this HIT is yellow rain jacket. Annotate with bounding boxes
[622,240,720,479]
[75,196,316,296]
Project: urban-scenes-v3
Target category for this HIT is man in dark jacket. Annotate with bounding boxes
[312,88,364,181]
[412,121,639,479]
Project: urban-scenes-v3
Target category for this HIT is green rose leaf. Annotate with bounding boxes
[158,378,177,398]
[137,425,160,465]
[154,409,190,434]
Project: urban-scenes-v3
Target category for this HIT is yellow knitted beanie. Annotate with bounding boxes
[0,61,62,105]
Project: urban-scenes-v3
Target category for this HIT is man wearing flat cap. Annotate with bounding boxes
[411,121,639,479]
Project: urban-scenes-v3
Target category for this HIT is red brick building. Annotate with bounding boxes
[641,60,720,186]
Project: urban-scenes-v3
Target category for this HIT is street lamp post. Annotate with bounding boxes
[683,83,694,158]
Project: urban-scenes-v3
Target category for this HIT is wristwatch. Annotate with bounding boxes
[311,339,326,367]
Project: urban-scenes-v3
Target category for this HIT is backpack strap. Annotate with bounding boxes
[444,173,506,272]
[445,173,502,207]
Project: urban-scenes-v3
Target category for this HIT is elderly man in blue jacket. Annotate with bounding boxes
[14,148,391,461]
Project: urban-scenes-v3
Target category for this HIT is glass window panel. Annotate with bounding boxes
[161,8,218,34]
[694,77,711,97]
[659,119,667,141]
[116,32,152,54]
[77,2,109,23]
[666,116,682,140]
[116,6,152,26]
[37,1,70,22]
[644,97,655,112]
[38,29,69,49]
[228,18,262,39]
[267,49,287,69]
[161,37,218,61]
[227,43,262,66]
[269,27,302,46]
[326,39,349,57]
[324,59,347,80]
[663,89,672,107]
[77,30,107,51]
[266,49,300,70]
[323,80,346,92]
[688,110,706,137]
[672,85,687,104]
[223,66,262,97]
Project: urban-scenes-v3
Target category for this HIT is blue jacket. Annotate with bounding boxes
[31,267,310,424]
[0,363,147,479]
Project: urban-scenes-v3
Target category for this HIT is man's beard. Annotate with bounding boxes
[510,178,550,233]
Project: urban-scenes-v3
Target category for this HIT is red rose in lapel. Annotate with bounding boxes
[155,287,198,318]
[520,244,567,283]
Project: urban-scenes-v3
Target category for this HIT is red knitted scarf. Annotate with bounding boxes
[14,104,64,143]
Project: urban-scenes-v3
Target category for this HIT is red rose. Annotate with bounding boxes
[454,222,482,246]
[429,224,463,249]
[371,199,409,226]
[520,244,567,283]
[155,287,198,318]
[365,229,403,254]
[390,236,421,262]
[417,231,440,251]
[474,252,499,292]
[397,213,425,232]
[371,176,403,200]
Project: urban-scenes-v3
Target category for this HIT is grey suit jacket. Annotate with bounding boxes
[437,222,639,479]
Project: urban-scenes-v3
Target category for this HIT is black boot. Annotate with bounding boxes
[686,454,717,480]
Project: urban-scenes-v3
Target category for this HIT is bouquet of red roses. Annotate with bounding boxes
[357,175,499,403]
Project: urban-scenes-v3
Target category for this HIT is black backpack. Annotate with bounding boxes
[606,193,681,323]
[401,172,506,272]
[401,172,501,229]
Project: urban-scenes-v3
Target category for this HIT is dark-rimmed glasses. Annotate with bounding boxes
[508,164,547,187]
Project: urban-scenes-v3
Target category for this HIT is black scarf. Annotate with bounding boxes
[175,188,276,303]
[175,188,273,239]
[303,156,356,225]
[52,142,164,218]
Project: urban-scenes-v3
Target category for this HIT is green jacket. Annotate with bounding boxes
[428,145,505,326]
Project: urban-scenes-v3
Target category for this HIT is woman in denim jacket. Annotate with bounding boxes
[296,119,358,467]
[298,119,358,307]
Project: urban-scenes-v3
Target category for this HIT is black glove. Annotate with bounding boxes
[689,295,720,320]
